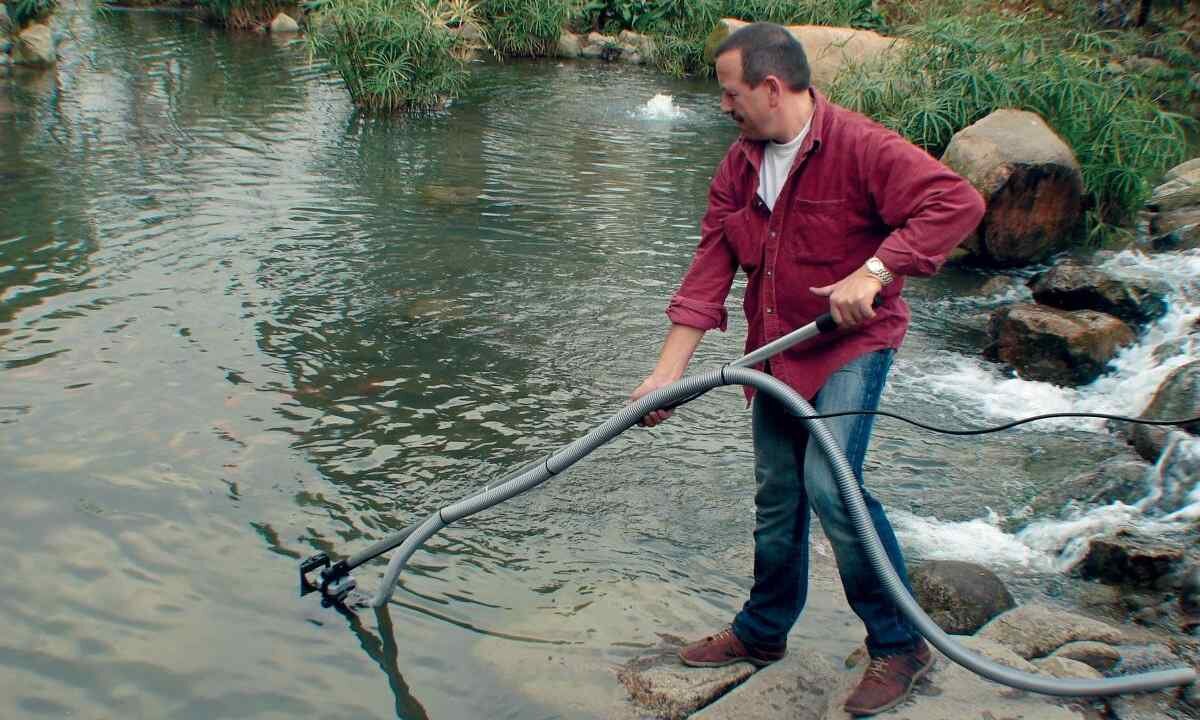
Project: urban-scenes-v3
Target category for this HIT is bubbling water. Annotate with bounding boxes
[640,93,685,120]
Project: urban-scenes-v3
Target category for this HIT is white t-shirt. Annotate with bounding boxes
[757,118,813,211]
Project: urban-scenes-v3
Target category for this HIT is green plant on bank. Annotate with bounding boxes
[827,12,1193,244]
[198,0,291,28]
[8,0,58,27]
[649,0,886,78]
[309,0,471,113]
[479,0,572,57]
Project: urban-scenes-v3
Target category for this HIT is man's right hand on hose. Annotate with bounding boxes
[630,324,706,427]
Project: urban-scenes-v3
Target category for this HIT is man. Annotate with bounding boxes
[628,22,985,717]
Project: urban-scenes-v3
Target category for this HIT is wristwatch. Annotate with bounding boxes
[864,257,895,286]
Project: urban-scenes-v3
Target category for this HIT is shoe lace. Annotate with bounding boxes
[707,628,734,644]
[864,656,891,682]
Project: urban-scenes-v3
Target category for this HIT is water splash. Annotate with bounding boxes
[914,249,1200,431]
[639,93,685,120]
[1017,432,1200,570]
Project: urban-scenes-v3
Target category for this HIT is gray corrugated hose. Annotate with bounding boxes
[369,365,1196,695]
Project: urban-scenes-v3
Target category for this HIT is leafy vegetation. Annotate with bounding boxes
[7,0,58,27]
[308,0,471,113]
[197,0,291,28]
[828,11,1194,243]
[479,0,572,57]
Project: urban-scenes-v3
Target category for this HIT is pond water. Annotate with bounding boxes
[2,9,1198,719]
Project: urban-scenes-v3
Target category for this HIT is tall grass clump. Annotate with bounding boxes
[309,0,471,113]
[479,0,572,57]
[8,0,58,27]
[828,13,1193,243]
[650,0,886,78]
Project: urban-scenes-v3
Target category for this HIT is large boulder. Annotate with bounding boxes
[1077,529,1186,587]
[0,4,13,34]
[1125,360,1200,462]
[1028,260,1167,328]
[909,560,1015,634]
[986,304,1135,386]
[703,19,907,89]
[941,110,1083,267]
[13,23,55,66]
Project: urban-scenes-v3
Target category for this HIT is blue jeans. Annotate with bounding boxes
[731,349,920,657]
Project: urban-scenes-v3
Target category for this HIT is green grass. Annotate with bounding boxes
[308,0,471,113]
[827,11,1194,244]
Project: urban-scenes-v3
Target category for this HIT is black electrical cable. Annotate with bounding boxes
[763,410,1200,436]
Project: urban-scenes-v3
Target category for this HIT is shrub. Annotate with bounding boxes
[8,0,58,27]
[198,0,291,28]
[309,0,471,113]
[827,13,1193,243]
[479,0,572,57]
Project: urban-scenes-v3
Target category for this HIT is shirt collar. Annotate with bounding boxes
[737,87,828,171]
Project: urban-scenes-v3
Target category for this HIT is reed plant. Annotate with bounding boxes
[479,0,572,57]
[827,13,1193,243]
[309,0,471,113]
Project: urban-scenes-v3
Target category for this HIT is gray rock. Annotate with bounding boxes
[1077,530,1186,587]
[978,603,1126,659]
[269,12,300,34]
[1032,655,1104,679]
[1029,260,1167,328]
[1127,361,1200,462]
[1048,640,1121,671]
[13,24,55,66]
[1149,171,1200,213]
[0,4,11,34]
[1164,158,1200,183]
[556,32,581,58]
[986,304,1136,386]
[691,650,836,720]
[909,560,1015,634]
[1024,453,1151,522]
[942,109,1084,268]
[617,648,754,720]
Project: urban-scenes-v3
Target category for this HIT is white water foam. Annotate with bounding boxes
[896,250,1200,572]
[920,249,1200,431]
[639,93,686,120]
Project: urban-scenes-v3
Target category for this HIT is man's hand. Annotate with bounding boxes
[810,267,883,328]
[629,374,680,427]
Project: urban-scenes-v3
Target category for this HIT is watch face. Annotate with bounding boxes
[867,258,882,272]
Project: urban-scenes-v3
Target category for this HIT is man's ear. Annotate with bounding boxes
[765,76,783,106]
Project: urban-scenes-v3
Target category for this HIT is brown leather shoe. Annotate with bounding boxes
[678,628,786,668]
[843,640,933,717]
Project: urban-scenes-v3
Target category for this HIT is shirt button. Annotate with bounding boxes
[769,231,777,238]
[766,270,773,277]
[766,308,774,314]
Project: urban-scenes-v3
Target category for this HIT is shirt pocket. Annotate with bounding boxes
[789,198,850,265]
[723,206,764,273]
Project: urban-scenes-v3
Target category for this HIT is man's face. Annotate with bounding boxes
[716,49,773,141]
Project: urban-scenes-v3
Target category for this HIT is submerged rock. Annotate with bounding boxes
[14,24,55,66]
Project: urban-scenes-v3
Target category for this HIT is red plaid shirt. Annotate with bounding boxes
[667,89,985,400]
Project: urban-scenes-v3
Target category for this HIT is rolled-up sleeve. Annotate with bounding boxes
[866,131,986,278]
[666,149,741,332]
